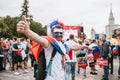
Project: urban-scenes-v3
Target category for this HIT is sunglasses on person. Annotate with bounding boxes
[52,32,63,37]
[52,28,63,37]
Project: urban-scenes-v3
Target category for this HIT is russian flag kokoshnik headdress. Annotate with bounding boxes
[30,36,65,64]
[49,20,64,30]
[49,20,64,36]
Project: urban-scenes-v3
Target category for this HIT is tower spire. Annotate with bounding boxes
[109,3,115,24]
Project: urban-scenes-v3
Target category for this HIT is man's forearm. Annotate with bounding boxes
[24,29,49,48]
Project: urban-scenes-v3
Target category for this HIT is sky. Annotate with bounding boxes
[0,0,120,38]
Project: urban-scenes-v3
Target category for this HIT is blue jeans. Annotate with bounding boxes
[104,66,109,79]
[118,56,120,75]
[65,62,76,80]
[78,68,86,77]
[117,46,120,76]
[103,58,109,80]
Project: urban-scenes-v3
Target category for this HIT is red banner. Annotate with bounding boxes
[96,58,108,67]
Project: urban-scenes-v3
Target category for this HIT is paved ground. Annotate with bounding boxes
[0,57,119,80]
[0,59,34,80]
[93,57,119,80]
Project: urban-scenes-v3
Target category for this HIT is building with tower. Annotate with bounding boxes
[105,6,120,39]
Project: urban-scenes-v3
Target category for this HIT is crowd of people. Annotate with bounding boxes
[0,37,33,75]
[0,16,120,80]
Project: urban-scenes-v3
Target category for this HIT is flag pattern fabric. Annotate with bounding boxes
[89,44,100,60]
[96,58,108,68]
[112,46,118,55]
[68,50,73,60]
[92,46,100,60]
[31,36,69,64]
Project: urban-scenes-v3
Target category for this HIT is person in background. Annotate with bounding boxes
[8,39,14,71]
[87,49,95,75]
[12,38,22,75]
[100,34,110,80]
[12,38,28,75]
[1,38,9,70]
[109,35,116,75]
[111,29,120,79]
[64,34,77,80]
[20,38,27,69]
[77,47,88,78]
[115,34,120,79]
[0,38,4,71]
[89,39,100,75]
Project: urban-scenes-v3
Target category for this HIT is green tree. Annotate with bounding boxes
[21,0,29,17]
[3,16,22,38]
[0,19,9,37]
[0,16,47,38]
[30,19,47,36]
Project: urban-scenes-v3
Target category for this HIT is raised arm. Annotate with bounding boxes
[71,44,92,51]
[17,16,49,48]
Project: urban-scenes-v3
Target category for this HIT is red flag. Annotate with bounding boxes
[68,50,73,60]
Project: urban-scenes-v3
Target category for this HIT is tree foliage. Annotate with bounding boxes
[0,19,9,37]
[30,20,47,36]
[0,16,47,38]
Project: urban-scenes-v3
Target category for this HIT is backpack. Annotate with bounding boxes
[15,51,22,56]
[35,47,57,80]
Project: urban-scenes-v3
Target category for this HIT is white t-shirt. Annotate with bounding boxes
[20,42,27,60]
[64,40,77,62]
[44,41,65,80]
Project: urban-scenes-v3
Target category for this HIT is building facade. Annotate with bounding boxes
[105,7,120,39]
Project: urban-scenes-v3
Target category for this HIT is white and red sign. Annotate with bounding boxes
[62,25,83,40]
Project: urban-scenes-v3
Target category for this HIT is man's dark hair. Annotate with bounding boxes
[112,34,116,38]
[91,39,96,43]
[101,34,106,37]
[13,37,17,41]
[116,34,120,37]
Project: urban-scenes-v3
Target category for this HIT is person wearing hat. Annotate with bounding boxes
[17,16,90,80]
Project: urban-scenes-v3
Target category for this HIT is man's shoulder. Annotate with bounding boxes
[13,43,20,47]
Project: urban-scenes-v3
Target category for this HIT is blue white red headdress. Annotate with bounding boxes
[49,20,64,30]
[49,20,64,36]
